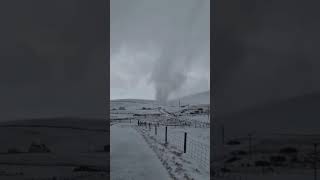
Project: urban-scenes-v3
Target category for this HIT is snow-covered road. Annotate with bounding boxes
[111,123,171,180]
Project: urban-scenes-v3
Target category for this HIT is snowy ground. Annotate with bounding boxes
[211,131,320,179]
[0,118,108,180]
[110,123,171,180]
[136,125,209,179]
[214,172,318,180]
[111,98,210,180]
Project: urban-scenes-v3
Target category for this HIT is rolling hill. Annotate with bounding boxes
[217,91,320,138]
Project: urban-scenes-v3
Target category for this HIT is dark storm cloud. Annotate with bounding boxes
[0,0,107,120]
[214,0,320,116]
[111,0,210,100]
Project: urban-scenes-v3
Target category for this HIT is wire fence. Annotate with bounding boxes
[110,118,134,126]
[211,132,320,179]
[178,116,210,128]
[224,132,320,156]
[137,121,209,171]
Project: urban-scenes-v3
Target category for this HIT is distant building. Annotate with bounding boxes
[119,107,126,110]
[145,113,161,117]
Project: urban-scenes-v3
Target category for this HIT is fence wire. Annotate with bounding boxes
[211,132,320,180]
[137,123,209,171]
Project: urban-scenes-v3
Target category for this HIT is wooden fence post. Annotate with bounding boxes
[184,132,187,153]
[165,126,168,144]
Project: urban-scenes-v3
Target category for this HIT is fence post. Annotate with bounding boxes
[184,132,187,153]
[155,124,157,135]
[165,126,168,144]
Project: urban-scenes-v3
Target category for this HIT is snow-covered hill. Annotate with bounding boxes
[169,91,210,105]
[111,90,210,107]
[217,91,320,138]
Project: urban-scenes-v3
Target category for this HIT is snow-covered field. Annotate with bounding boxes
[111,93,210,180]
[111,123,171,180]
[0,118,108,180]
[211,93,320,179]
[212,126,320,179]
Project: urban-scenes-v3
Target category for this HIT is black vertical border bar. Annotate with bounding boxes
[105,0,110,177]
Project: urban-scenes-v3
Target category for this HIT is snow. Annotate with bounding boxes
[214,171,318,180]
[165,126,210,145]
[211,122,320,179]
[0,118,108,179]
[111,95,210,180]
[111,123,171,180]
[136,125,209,179]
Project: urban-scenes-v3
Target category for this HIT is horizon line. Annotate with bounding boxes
[110,89,209,101]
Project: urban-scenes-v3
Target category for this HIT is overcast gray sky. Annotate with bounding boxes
[110,0,210,100]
